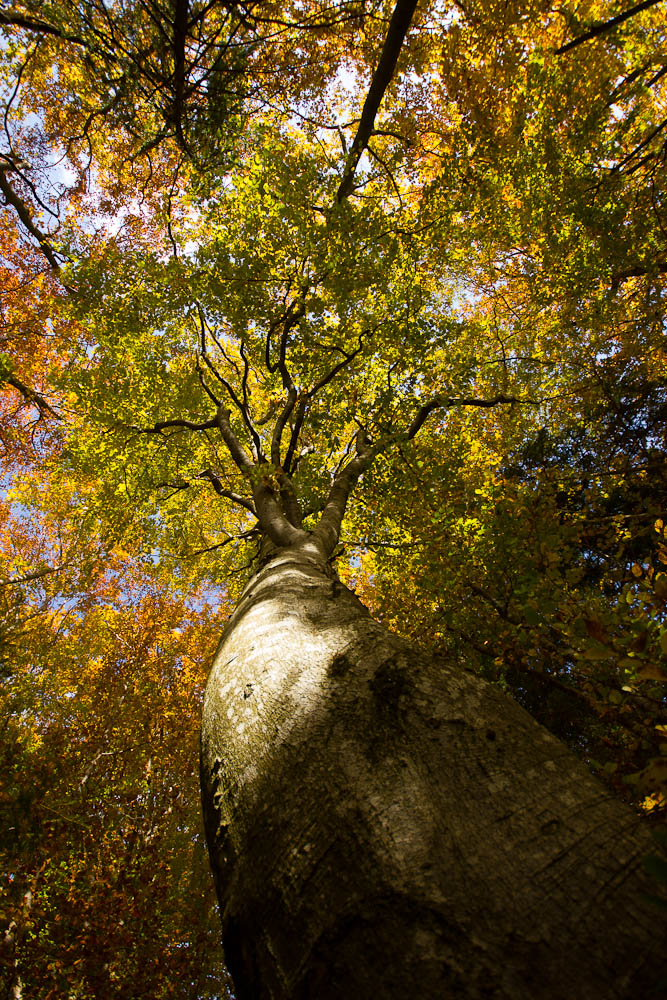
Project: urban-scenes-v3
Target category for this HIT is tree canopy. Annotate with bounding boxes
[1,0,666,996]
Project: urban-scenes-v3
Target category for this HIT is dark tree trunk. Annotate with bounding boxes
[201,544,666,999]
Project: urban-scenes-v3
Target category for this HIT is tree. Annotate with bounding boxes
[1,0,667,997]
[0,492,234,998]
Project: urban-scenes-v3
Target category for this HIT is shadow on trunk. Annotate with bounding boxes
[201,547,667,1000]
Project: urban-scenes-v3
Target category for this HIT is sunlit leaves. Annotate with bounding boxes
[0,542,234,998]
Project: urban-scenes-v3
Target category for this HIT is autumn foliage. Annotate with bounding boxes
[1,0,666,995]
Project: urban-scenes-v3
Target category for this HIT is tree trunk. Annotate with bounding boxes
[201,544,666,999]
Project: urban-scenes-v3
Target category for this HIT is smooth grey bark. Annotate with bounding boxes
[201,543,666,1000]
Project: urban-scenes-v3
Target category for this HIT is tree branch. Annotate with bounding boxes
[0,9,87,46]
[283,333,366,474]
[195,354,222,405]
[179,527,259,558]
[271,386,297,466]
[170,0,190,150]
[406,392,535,440]
[556,0,665,55]
[309,392,533,557]
[0,170,61,272]
[611,257,667,290]
[2,373,61,418]
[277,470,304,529]
[252,473,309,549]
[265,298,303,384]
[197,470,256,514]
[197,304,264,460]
[283,395,309,476]
[610,116,667,175]
[336,0,419,202]
[215,405,254,471]
[0,563,64,588]
[312,428,377,556]
[133,415,218,435]
[212,406,307,547]
[239,337,252,413]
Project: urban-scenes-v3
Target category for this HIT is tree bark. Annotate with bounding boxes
[201,543,667,999]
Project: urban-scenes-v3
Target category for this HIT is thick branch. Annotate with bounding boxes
[406,393,533,440]
[312,429,376,556]
[277,305,302,390]
[215,408,306,546]
[0,563,63,587]
[196,355,222,406]
[271,386,297,467]
[253,475,309,549]
[134,415,218,434]
[197,470,257,514]
[239,338,252,414]
[0,9,87,45]
[556,0,665,55]
[2,373,61,418]
[611,257,667,289]
[264,298,306,470]
[283,396,308,475]
[336,0,419,202]
[278,475,304,530]
[265,299,303,386]
[0,170,61,272]
[215,406,254,471]
[171,0,190,148]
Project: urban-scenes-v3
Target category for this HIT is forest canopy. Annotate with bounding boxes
[1,0,666,996]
